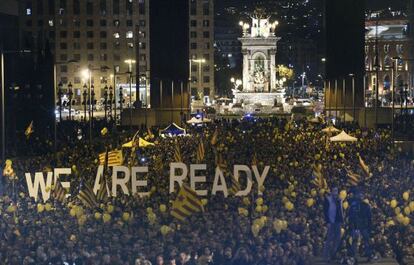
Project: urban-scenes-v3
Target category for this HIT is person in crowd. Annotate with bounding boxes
[347,188,374,263]
[322,187,343,261]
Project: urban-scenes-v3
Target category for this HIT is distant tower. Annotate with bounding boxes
[238,10,281,93]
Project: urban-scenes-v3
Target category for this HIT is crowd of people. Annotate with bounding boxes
[0,117,413,265]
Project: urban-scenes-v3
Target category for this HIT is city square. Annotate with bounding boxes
[0,0,414,264]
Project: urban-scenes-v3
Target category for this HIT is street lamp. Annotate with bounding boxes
[191,58,206,104]
[239,21,250,36]
[125,59,136,130]
[57,82,63,123]
[349,74,355,122]
[68,82,73,120]
[391,56,401,144]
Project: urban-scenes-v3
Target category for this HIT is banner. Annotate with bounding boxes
[24,163,270,201]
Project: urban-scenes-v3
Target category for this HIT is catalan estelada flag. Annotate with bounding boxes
[196,140,205,163]
[228,174,241,196]
[99,150,123,166]
[77,183,97,208]
[171,184,203,221]
[174,144,182,162]
[53,181,67,203]
[347,169,361,186]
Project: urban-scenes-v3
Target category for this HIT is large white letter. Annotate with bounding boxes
[131,166,150,197]
[252,165,270,195]
[169,162,188,193]
[53,168,71,197]
[112,166,130,197]
[233,165,253,196]
[93,165,109,196]
[190,164,207,196]
[212,166,228,197]
[25,172,53,202]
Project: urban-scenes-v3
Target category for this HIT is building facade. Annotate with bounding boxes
[19,0,150,108]
[365,13,413,104]
[189,0,215,105]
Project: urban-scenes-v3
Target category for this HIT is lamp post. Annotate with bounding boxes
[104,85,108,121]
[53,59,78,153]
[335,80,338,120]
[68,82,73,121]
[349,74,355,122]
[109,86,114,121]
[125,59,136,130]
[91,85,95,121]
[119,86,124,118]
[57,82,63,123]
[192,59,206,103]
[391,56,401,143]
[82,85,88,122]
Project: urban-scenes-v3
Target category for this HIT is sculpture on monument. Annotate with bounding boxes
[233,9,287,112]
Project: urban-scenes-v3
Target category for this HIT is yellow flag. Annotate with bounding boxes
[25,121,34,138]
[99,150,123,166]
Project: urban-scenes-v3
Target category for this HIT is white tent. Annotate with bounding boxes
[186,117,203,124]
[186,117,212,124]
[329,131,358,142]
[322,126,341,134]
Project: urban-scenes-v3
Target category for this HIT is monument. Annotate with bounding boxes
[234,10,286,112]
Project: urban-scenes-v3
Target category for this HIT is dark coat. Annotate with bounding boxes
[323,195,344,224]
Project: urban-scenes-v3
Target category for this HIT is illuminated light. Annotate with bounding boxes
[81,69,90,80]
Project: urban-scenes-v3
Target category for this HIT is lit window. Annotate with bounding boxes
[114,32,120,39]
[126,31,133,38]
[26,8,32,15]
[49,20,54,26]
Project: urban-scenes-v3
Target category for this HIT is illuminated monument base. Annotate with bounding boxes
[232,89,288,113]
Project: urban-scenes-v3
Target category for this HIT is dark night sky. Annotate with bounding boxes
[365,0,406,9]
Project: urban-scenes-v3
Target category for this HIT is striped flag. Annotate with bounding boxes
[96,182,109,202]
[154,155,164,174]
[196,140,205,163]
[210,128,218,145]
[215,152,226,171]
[252,153,258,166]
[228,174,241,196]
[174,144,182,162]
[77,183,98,208]
[311,164,328,190]
[99,150,123,166]
[53,181,67,203]
[347,169,361,186]
[25,121,34,138]
[359,156,370,178]
[171,184,203,221]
